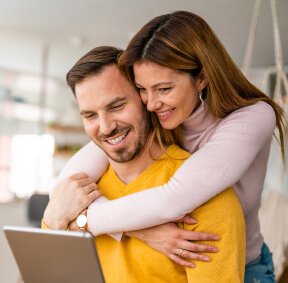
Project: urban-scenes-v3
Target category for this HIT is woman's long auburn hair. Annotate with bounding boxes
[118,11,287,160]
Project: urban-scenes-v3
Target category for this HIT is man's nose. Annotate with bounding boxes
[99,114,116,135]
[146,92,163,112]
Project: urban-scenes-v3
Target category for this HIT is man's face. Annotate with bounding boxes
[75,64,151,163]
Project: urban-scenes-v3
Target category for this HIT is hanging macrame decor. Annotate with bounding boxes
[242,0,288,280]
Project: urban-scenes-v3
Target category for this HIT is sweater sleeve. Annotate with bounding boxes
[86,102,276,236]
[52,141,123,241]
[54,141,109,184]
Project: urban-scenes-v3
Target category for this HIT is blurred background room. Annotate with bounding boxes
[0,0,287,282]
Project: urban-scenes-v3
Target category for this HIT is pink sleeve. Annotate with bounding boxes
[87,102,276,236]
[54,141,109,183]
[53,141,123,241]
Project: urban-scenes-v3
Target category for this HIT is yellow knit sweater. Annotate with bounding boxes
[95,145,246,282]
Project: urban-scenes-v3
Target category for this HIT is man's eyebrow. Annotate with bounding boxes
[135,81,173,88]
[80,97,127,115]
[80,110,94,116]
[106,96,127,108]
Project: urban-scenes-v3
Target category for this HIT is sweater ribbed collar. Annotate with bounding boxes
[180,103,215,133]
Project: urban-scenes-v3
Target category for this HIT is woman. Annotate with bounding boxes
[58,11,287,282]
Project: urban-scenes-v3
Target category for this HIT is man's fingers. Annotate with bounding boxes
[169,254,195,268]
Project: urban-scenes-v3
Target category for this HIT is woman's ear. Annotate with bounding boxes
[199,68,208,90]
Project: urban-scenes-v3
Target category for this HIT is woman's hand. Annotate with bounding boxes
[43,173,102,230]
[125,218,220,268]
[68,210,92,233]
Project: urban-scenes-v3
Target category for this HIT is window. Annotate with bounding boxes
[0,134,55,202]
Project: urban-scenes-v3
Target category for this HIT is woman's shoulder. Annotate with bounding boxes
[233,101,275,119]
[224,101,276,129]
[211,102,276,145]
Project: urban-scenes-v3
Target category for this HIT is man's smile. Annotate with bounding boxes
[105,130,130,145]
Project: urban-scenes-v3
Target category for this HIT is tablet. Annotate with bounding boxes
[3,226,105,283]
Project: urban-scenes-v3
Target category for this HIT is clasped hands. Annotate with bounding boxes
[43,172,101,231]
[125,216,220,268]
[43,173,220,268]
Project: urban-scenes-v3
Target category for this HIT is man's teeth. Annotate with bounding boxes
[107,133,127,145]
[158,109,173,116]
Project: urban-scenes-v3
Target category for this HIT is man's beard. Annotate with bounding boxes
[91,111,152,163]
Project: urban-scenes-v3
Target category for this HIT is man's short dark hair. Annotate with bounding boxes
[66,46,123,95]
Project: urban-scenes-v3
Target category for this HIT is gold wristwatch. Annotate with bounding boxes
[76,212,87,230]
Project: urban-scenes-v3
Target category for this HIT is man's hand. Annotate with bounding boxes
[125,219,220,268]
[43,173,102,230]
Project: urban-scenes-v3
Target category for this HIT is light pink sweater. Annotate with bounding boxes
[56,101,276,264]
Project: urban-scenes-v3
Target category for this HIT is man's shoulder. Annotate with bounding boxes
[159,144,191,173]
[97,165,116,183]
[165,144,191,159]
[191,187,243,225]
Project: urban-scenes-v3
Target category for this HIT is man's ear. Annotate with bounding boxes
[198,68,208,90]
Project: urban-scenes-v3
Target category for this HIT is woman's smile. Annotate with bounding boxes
[156,108,175,120]
[134,62,203,129]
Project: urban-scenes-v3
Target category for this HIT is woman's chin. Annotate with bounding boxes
[159,120,179,130]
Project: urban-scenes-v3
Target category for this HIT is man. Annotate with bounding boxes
[43,46,245,282]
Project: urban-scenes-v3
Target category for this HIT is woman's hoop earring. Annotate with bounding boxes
[199,90,204,106]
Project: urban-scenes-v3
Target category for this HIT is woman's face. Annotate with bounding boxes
[133,62,205,129]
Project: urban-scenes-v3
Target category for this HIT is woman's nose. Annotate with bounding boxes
[146,93,163,112]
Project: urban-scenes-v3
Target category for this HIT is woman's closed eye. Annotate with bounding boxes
[137,87,147,94]
[158,87,171,94]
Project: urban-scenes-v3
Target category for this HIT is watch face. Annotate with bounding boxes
[76,215,87,228]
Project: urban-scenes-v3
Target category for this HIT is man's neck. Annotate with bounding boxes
[109,135,167,185]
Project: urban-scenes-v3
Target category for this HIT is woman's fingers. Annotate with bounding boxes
[68,172,89,180]
[69,219,83,232]
[79,178,96,188]
[169,254,195,268]
[65,173,96,189]
[176,248,212,262]
[180,230,220,242]
[82,182,102,200]
[88,189,103,201]
[82,182,98,194]
[180,240,219,253]
[73,181,102,211]
[166,228,219,262]
[172,230,219,262]
[66,173,99,196]
[175,214,198,225]
[70,177,95,189]
[46,173,101,230]
[128,222,220,267]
